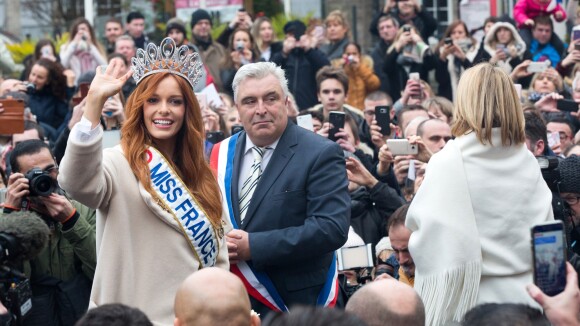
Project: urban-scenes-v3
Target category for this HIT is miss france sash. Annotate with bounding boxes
[146,147,220,268]
[210,133,339,312]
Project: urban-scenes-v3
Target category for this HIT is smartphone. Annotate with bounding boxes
[387,139,418,155]
[231,125,244,135]
[408,73,422,100]
[375,106,391,136]
[206,131,225,144]
[556,99,579,112]
[532,221,567,296]
[0,98,25,135]
[444,37,453,46]
[297,114,314,131]
[573,26,580,42]
[102,130,121,149]
[328,111,345,142]
[547,131,560,148]
[514,83,522,98]
[527,62,548,73]
[403,26,411,33]
[337,244,373,271]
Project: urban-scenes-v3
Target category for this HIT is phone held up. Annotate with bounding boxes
[531,220,567,296]
[328,111,345,142]
[375,106,391,136]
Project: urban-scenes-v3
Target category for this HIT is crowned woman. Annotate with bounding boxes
[58,38,229,324]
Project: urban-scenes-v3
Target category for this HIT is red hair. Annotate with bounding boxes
[121,73,222,226]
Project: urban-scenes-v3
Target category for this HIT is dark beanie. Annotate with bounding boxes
[191,10,212,29]
[283,20,307,39]
[559,155,580,194]
[166,19,187,37]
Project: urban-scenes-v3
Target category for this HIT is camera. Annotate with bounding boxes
[81,35,87,41]
[444,37,453,46]
[236,41,244,52]
[25,83,35,95]
[25,168,58,197]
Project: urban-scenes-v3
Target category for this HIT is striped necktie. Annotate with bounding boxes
[239,146,266,222]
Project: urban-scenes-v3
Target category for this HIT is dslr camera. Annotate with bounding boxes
[24,168,58,197]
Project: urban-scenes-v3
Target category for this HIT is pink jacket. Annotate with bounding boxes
[514,0,567,29]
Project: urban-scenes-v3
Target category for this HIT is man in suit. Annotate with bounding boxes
[211,62,349,316]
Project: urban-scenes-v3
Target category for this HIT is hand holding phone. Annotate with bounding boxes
[328,111,346,142]
[375,106,391,136]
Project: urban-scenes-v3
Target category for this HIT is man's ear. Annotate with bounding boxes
[536,139,545,156]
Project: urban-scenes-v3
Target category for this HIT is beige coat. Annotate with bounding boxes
[58,130,229,325]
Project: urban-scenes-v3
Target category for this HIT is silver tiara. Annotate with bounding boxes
[131,37,202,89]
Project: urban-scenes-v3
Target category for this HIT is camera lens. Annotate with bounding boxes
[25,83,36,95]
[30,174,55,197]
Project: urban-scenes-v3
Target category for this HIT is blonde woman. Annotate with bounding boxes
[251,16,282,61]
[407,63,553,325]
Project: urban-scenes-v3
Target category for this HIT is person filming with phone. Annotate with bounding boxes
[406,63,553,325]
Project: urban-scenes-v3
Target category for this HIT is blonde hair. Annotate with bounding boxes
[324,10,349,35]
[451,63,525,146]
[529,67,563,93]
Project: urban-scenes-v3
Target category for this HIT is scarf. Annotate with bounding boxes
[406,129,553,325]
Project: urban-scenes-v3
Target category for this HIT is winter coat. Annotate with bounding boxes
[272,48,330,111]
[332,55,380,110]
[350,182,405,256]
[320,37,350,61]
[514,0,567,29]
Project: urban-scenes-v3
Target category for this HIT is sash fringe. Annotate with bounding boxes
[416,260,481,326]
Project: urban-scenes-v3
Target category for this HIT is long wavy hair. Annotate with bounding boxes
[32,58,67,100]
[121,72,223,226]
[221,28,259,69]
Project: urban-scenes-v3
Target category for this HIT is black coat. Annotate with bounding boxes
[350,182,404,255]
[272,48,330,111]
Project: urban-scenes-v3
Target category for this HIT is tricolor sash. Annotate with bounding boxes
[146,147,220,268]
[210,134,339,312]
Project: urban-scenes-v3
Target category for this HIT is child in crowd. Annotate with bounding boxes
[514,0,566,46]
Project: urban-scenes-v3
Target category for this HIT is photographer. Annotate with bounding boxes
[2,140,96,326]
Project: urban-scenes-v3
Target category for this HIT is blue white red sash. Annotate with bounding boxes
[146,147,220,268]
[210,134,339,312]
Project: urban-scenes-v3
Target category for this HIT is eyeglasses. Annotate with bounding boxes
[562,196,580,205]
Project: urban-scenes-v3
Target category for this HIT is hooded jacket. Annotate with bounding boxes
[479,22,529,74]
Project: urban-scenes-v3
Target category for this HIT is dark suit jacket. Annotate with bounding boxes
[229,122,350,312]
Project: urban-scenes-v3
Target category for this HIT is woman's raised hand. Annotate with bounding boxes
[84,61,132,128]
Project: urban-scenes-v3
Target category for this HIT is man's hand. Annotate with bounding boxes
[226,229,251,264]
[377,144,395,176]
[393,155,412,185]
[334,129,356,153]
[510,60,532,81]
[408,135,433,163]
[35,194,75,223]
[535,92,563,113]
[346,157,378,188]
[4,173,29,208]
[527,262,580,326]
[282,37,297,56]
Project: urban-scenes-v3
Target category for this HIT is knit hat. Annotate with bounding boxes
[375,237,393,258]
[283,20,306,39]
[559,155,580,194]
[190,9,212,29]
[166,18,187,37]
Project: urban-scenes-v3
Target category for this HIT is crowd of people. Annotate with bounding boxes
[0,0,580,325]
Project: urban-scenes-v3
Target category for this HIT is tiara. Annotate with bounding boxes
[131,37,202,89]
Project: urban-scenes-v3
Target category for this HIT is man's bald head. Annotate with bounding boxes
[345,279,424,326]
[174,267,257,326]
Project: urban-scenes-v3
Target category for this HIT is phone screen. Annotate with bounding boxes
[328,112,345,142]
[337,244,373,271]
[574,30,580,42]
[532,222,567,296]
